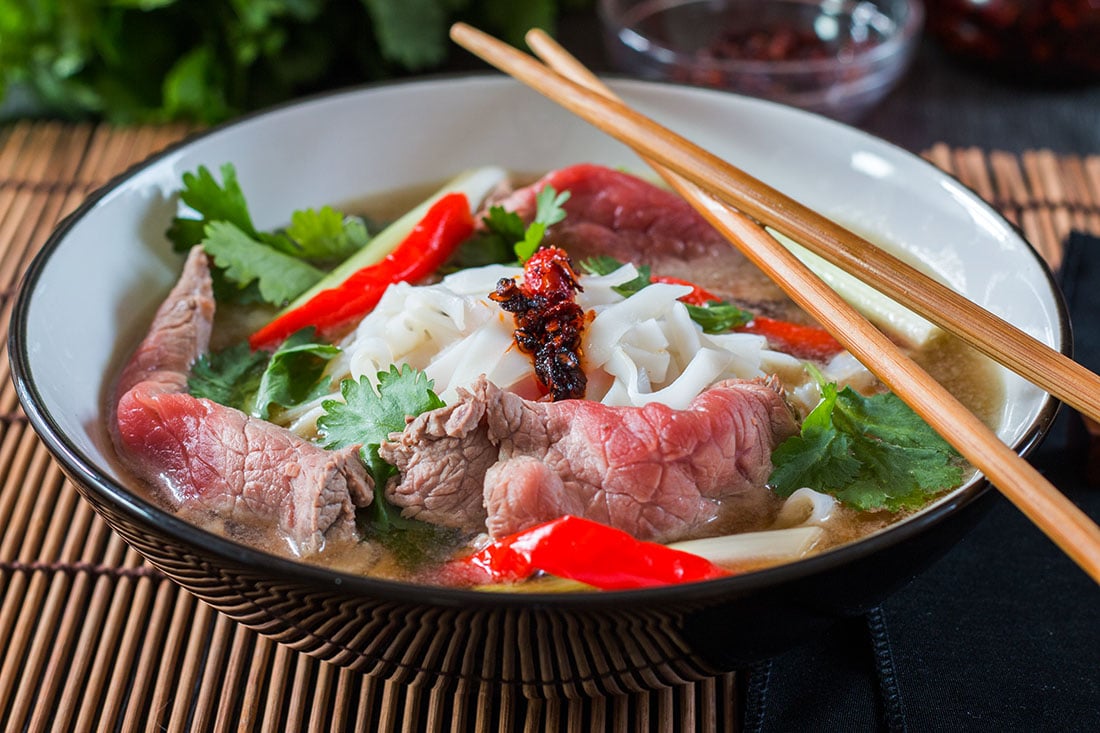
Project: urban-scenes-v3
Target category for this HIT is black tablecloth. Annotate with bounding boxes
[743,232,1100,732]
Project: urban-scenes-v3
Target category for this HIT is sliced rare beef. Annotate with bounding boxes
[489,164,805,321]
[112,246,371,556]
[380,376,798,543]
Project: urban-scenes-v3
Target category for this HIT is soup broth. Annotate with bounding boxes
[112,164,1004,590]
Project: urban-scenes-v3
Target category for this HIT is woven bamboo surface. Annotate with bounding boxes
[0,120,1097,731]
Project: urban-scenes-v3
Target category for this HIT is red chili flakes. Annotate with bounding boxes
[489,247,588,401]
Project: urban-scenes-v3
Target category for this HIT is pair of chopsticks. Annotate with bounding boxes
[449,23,1100,584]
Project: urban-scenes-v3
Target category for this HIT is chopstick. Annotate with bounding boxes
[450,23,1100,584]
[451,25,1100,430]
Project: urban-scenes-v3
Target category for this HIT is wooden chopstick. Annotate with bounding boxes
[450,23,1100,584]
[451,25,1100,430]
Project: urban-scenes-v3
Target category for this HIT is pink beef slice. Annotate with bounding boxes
[489,163,803,320]
[112,246,372,556]
[380,376,798,543]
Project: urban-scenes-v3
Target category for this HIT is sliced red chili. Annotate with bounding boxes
[458,515,730,590]
[650,274,721,306]
[249,192,475,350]
[737,316,844,361]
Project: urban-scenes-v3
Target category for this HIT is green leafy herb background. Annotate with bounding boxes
[0,0,591,123]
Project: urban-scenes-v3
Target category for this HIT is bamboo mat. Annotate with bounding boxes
[0,121,1097,732]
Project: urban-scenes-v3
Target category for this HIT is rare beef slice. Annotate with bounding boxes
[488,163,803,319]
[111,246,371,556]
[380,376,797,543]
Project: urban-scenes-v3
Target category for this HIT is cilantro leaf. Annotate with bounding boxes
[316,363,464,561]
[768,383,860,493]
[167,164,259,252]
[167,163,368,304]
[684,301,754,333]
[187,328,340,417]
[514,186,571,262]
[202,220,325,306]
[465,185,571,266]
[534,184,571,228]
[481,206,528,246]
[317,364,446,543]
[577,255,626,277]
[316,364,445,490]
[253,329,341,419]
[579,256,754,333]
[444,232,515,271]
[284,206,371,264]
[188,342,269,412]
[461,205,528,268]
[770,368,963,511]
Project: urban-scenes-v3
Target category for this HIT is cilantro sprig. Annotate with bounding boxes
[188,328,339,419]
[168,163,371,306]
[579,256,753,334]
[317,365,452,552]
[450,184,571,268]
[188,342,269,412]
[317,364,445,497]
[769,365,964,512]
[0,2,567,125]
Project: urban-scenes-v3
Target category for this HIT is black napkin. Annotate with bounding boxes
[741,232,1100,733]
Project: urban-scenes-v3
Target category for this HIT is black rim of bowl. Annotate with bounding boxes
[8,73,1069,612]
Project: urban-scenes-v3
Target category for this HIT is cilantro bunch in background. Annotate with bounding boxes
[0,0,591,124]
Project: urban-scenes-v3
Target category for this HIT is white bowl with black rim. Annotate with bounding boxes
[10,75,1065,694]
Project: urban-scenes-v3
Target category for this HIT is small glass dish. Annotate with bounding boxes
[598,0,925,122]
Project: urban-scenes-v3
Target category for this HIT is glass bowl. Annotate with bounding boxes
[598,0,925,122]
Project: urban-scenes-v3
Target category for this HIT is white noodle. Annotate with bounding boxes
[277,263,874,437]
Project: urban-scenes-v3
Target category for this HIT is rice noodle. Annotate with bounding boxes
[277,263,863,434]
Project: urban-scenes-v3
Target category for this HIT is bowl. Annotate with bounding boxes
[10,75,1064,696]
[598,0,925,122]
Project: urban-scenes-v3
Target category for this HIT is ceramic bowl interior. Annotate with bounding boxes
[10,75,1064,688]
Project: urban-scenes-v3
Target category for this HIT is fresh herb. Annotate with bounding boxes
[167,163,372,306]
[682,302,754,334]
[285,205,371,265]
[514,185,571,262]
[317,364,445,500]
[317,364,448,554]
[188,327,340,418]
[167,164,263,251]
[253,329,341,419]
[188,342,269,412]
[769,365,963,512]
[202,220,327,306]
[452,184,570,267]
[578,256,753,333]
[0,1,581,124]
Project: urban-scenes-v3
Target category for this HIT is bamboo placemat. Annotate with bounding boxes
[0,120,1097,732]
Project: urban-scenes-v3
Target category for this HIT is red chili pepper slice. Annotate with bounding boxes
[249,192,475,350]
[458,515,730,590]
[650,275,721,306]
[647,273,843,360]
[737,316,844,361]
